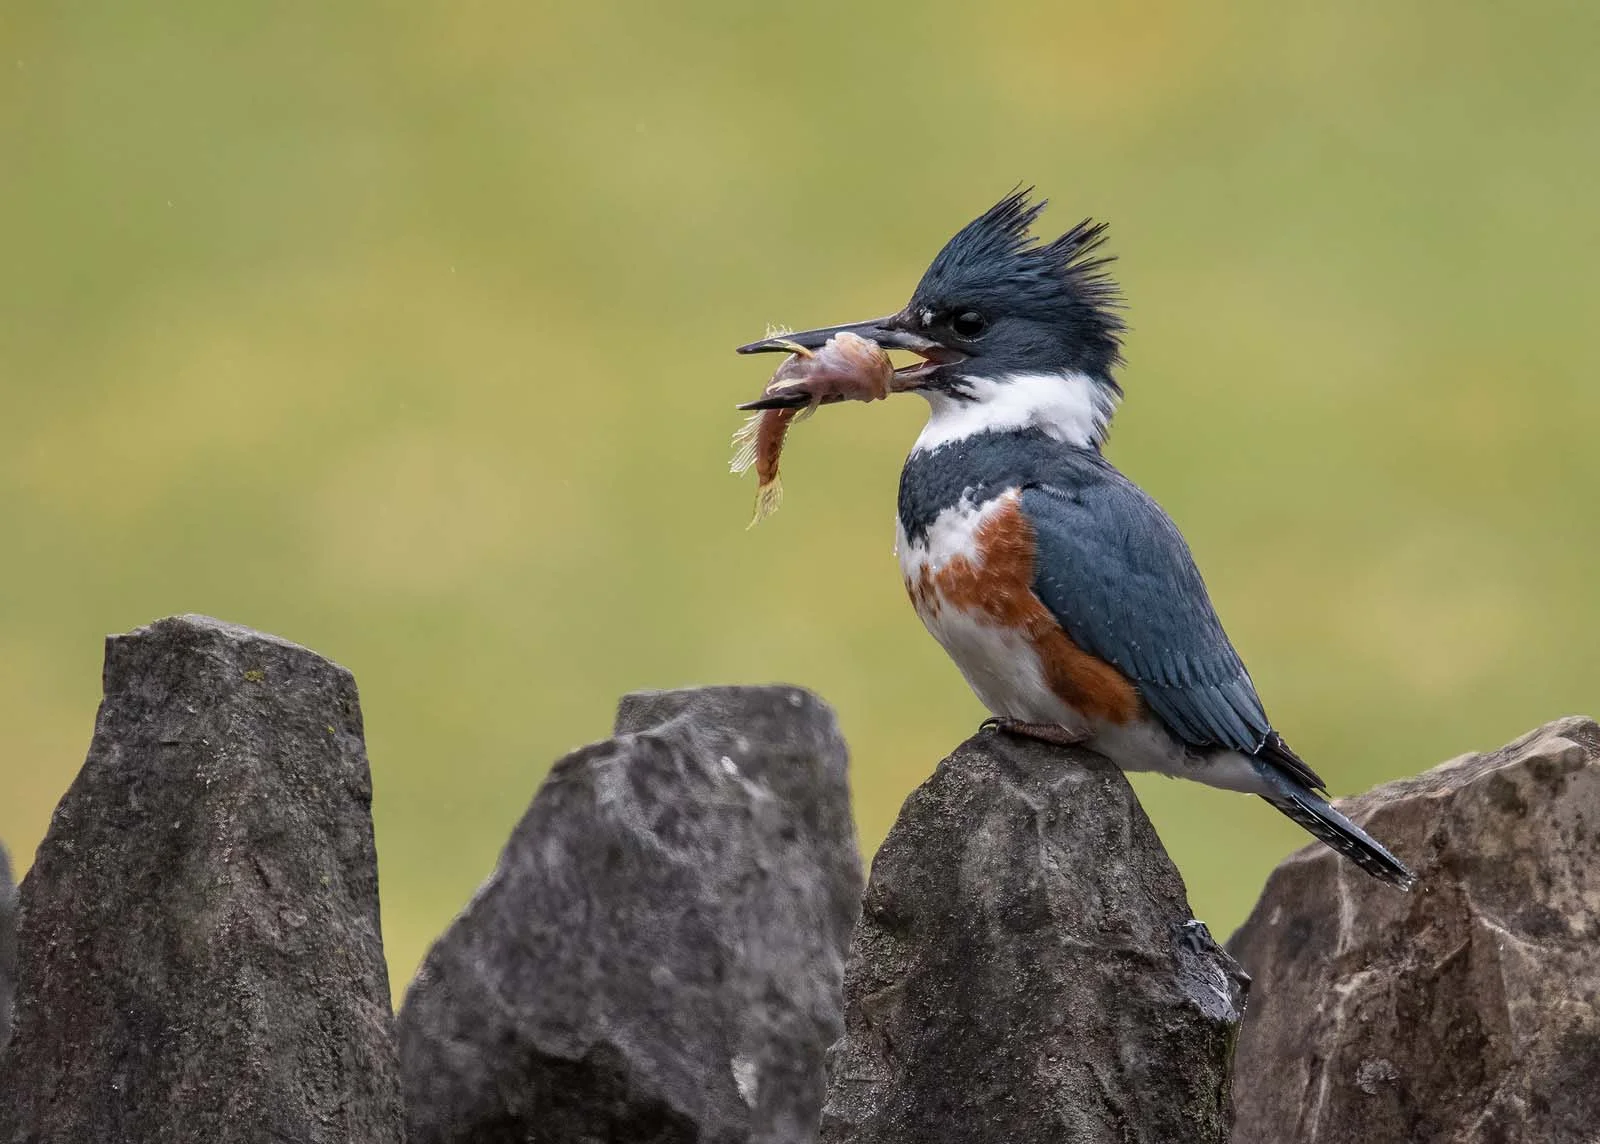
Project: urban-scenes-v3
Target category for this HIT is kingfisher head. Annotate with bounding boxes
[738,189,1125,451]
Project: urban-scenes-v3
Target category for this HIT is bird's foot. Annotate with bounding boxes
[979,717,1092,748]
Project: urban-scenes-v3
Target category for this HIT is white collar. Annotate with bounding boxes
[911,371,1119,454]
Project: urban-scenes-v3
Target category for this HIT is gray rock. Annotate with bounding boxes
[821,728,1247,1144]
[0,842,14,1054]
[0,615,403,1144]
[397,685,863,1144]
[1228,717,1600,1144]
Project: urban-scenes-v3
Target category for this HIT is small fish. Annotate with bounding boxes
[729,402,800,524]
[731,332,893,526]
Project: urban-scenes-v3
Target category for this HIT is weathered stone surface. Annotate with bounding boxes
[0,615,403,1144]
[397,685,863,1144]
[1229,717,1600,1144]
[0,841,14,1054]
[822,728,1247,1144]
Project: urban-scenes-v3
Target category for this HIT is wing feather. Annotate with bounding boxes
[1019,477,1326,792]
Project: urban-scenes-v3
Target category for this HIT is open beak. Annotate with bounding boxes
[735,311,965,407]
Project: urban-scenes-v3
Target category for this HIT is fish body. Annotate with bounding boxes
[731,332,893,525]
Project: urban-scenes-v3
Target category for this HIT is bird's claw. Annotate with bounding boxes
[980,717,1092,748]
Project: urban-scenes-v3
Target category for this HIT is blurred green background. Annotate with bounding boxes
[3,1,1597,994]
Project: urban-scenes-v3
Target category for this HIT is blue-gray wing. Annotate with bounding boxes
[1019,475,1325,791]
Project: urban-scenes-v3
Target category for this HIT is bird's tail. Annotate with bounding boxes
[1254,763,1416,890]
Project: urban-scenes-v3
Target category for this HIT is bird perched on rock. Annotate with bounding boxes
[737,190,1415,888]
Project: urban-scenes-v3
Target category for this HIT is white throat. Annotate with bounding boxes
[911,371,1119,455]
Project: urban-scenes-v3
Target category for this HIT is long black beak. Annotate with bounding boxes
[735,312,941,357]
[734,311,961,409]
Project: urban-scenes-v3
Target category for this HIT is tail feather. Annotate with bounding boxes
[1254,763,1416,890]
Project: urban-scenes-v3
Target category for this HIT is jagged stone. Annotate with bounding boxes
[0,841,14,1055]
[397,685,862,1144]
[821,728,1246,1144]
[1229,717,1600,1144]
[0,615,403,1144]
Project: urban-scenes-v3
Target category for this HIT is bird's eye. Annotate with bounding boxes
[951,310,987,339]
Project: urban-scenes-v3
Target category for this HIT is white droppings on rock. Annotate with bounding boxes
[732,1055,759,1107]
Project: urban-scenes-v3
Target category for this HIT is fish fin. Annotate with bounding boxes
[729,413,762,474]
[747,476,784,528]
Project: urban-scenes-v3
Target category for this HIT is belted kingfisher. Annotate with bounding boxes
[739,190,1415,888]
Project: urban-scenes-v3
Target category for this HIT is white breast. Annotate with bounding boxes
[894,441,1277,798]
[894,489,1006,583]
[896,491,1082,728]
